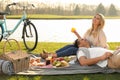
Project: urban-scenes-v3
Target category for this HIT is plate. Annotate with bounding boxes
[30,64,53,70]
[29,64,70,70]
[53,65,70,69]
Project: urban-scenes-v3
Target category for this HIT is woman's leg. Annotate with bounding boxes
[56,47,78,57]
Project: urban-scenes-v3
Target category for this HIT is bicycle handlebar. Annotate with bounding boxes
[4,2,35,15]
[7,2,35,8]
[7,3,17,6]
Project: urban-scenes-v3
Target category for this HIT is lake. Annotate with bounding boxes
[6,19,120,42]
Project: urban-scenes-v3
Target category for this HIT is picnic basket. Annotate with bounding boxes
[0,39,30,73]
[0,15,3,19]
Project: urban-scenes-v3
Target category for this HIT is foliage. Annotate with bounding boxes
[0,1,120,16]
[96,3,106,15]
[108,4,118,16]
[74,4,80,15]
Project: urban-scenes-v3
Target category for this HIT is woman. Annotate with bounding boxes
[41,13,108,59]
[73,13,108,48]
[83,13,109,48]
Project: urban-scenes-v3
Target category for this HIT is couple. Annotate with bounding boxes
[42,13,108,57]
[41,38,120,69]
[40,13,120,69]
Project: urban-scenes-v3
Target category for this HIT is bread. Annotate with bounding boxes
[61,60,69,67]
[37,62,45,66]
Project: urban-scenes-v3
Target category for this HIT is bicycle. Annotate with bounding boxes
[0,3,38,51]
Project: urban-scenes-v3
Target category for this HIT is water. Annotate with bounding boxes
[5,19,120,42]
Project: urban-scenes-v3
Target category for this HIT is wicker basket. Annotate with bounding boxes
[0,15,3,19]
[0,39,30,73]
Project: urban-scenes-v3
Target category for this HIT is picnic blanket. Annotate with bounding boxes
[17,60,120,75]
[1,54,120,75]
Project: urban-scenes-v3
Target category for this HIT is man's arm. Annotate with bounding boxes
[78,56,102,66]
[78,52,113,66]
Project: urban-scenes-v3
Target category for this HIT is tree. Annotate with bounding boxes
[107,4,117,16]
[73,4,80,15]
[96,3,106,15]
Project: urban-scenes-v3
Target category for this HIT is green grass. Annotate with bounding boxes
[6,14,93,19]
[0,73,120,80]
[0,41,120,80]
[6,14,120,19]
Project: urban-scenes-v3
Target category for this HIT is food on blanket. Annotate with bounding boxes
[40,64,53,68]
[30,61,46,66]
[63,56,71,62]
[71,27,76,32]
[35,58,41,63]
[54,57,64,61]
[51,56,71,67]
[30,57,41,63]
[29,58,35,64]
[52,60,69,67]
[29,57,42,66]
[55,61,62,67]
[51,57,63,64]
[52,57,70,62]
[61,60,69,67]
[37,62,46,66]
[30,61,38,66]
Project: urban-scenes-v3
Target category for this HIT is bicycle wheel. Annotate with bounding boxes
[0,25,3,41]
[23,22,38,51]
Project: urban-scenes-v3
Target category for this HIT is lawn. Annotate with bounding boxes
[6,14,120,19]
[0,41,120,80]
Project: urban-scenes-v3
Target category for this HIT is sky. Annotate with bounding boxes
[12,0,120,8]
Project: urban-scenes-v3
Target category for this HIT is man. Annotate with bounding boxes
[77,39,120,68]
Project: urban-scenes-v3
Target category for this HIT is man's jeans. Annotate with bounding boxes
[56,45,78,57]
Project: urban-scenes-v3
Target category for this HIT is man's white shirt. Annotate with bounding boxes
[77,47,113,67]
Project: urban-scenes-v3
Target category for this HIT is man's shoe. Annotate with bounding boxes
[40,53,48,59]
[43,49,49,54]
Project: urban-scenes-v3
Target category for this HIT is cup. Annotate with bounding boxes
[46,54,53,65]
[46,58,51,65]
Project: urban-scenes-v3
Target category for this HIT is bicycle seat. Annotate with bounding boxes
[0,12,9,15]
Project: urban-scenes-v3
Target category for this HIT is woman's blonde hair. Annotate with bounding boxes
[88,13,105,37]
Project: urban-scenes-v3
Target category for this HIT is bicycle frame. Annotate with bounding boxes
[0,3,38,51]
[1,10,27,39]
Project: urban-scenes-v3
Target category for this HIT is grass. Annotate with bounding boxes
[0,41,120,80]
[6,14,120,19]
[6,14,93,19]
[0,73,120,80]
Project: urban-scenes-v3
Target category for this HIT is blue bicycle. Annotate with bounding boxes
[0,3,38,51]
